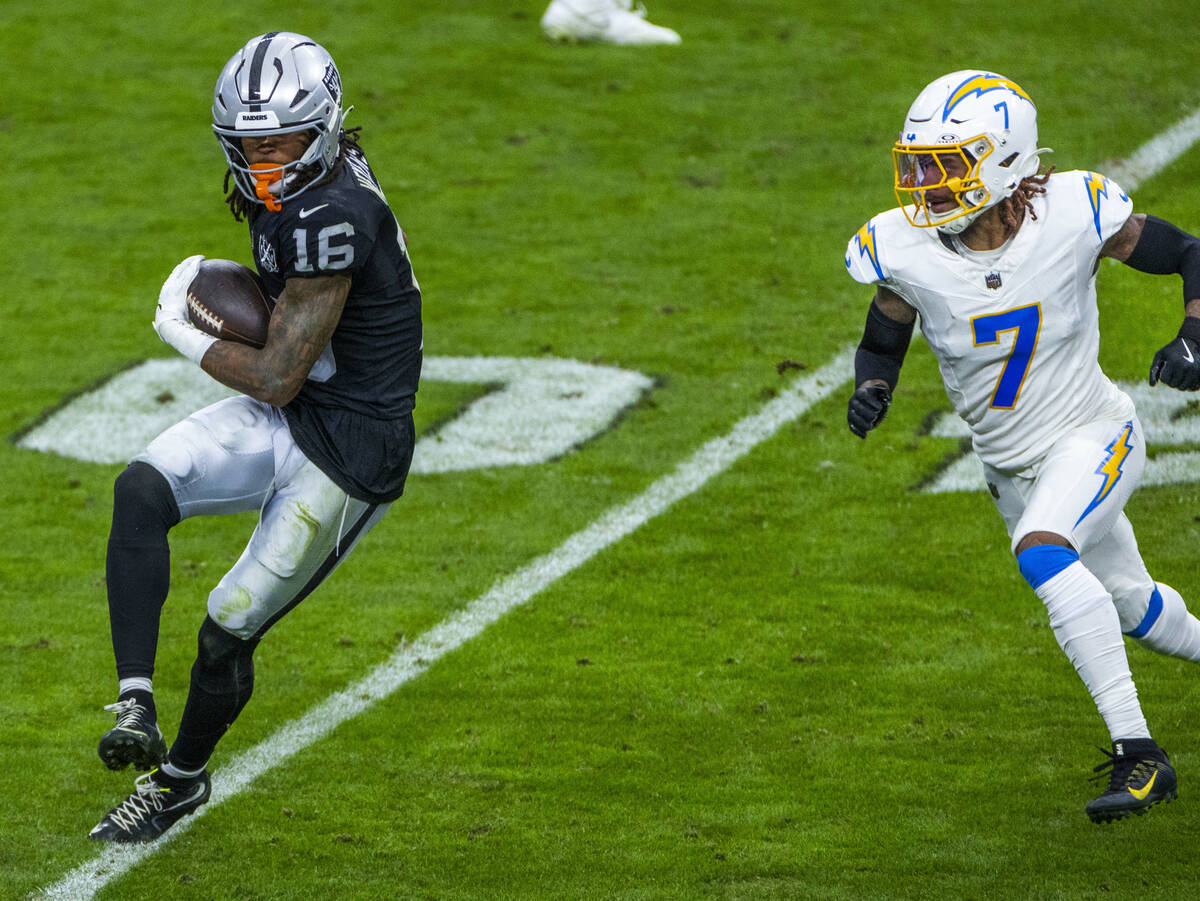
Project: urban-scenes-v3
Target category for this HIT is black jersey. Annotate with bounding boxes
[249,148,422,503]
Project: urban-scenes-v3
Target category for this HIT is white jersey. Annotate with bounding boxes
[845,170,1136,474]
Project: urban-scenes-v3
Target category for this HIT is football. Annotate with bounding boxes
[186,259,273,348]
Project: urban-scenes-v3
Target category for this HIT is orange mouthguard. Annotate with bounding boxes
[249,163,283,212]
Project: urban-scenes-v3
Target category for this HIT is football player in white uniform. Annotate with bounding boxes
[90,33,422,842]
[845,70,1200,823]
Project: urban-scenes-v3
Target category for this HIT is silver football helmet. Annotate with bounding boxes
[893,70,1047,233]
[212,32,346,211]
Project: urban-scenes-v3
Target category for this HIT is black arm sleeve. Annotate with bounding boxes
[1123,215,1200,304]
[854,301,915,388]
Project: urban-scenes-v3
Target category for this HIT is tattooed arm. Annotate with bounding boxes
[201,274,350,406]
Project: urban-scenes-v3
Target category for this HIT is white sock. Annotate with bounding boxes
[1035,561,1149,741]
[1129,583,1200,662]
[119,677,153,696]
[161,760,206,780]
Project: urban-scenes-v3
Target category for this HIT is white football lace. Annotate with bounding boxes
[103,698,145,732]
[105,774,166,833]
[186,297,223,332]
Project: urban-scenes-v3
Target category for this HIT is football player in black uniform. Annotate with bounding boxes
[90,32,422,842]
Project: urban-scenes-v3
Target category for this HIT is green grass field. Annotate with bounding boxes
[5,1,1200,898]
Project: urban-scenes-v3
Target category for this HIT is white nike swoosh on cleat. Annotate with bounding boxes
[298,204,329,219]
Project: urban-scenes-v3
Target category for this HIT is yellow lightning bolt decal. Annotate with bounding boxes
[1096,427,1133,501]
[944,73,1033,121]
[1075,423,1134,527]
[849,221,883,281]
[1085,171,1110,239]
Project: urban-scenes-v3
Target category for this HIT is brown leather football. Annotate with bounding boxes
[186,259,273,348]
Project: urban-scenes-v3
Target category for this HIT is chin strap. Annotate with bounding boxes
[249,163,283,212]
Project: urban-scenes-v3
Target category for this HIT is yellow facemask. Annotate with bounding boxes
[892,136,994,230]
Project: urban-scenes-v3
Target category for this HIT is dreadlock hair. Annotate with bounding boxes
[223,127,366,222]
[996,165,1055,235]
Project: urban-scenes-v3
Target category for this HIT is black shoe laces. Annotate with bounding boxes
[1090,746,1155,793]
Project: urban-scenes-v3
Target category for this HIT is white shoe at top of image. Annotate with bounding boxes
[541,0,682,46]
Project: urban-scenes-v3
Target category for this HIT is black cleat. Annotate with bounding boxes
[88,770,211,843]
[1085,738,1178,824]
[97,696,167,772]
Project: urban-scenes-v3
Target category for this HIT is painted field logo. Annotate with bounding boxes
[918,380,1200,493]
[15,356,653,473]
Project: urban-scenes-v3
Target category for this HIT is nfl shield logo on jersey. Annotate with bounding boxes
[985,272,1002,290]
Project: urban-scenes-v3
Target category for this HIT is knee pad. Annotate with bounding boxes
[207,577,267,641]
[112,462,181,538]
[194,616,257,694]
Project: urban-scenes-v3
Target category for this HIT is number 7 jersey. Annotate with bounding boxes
[845,170,1136,474]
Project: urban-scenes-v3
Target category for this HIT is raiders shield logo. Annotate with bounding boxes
[323,64,342,104]
[257,233,279,273]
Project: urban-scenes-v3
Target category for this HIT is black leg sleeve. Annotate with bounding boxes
[169,616,260,772]
[105,462,181,680]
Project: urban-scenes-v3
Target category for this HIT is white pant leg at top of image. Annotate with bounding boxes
[133,394,390,640]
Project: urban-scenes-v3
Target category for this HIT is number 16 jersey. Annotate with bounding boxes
[249,146,422,504]
[845,170,1135,475]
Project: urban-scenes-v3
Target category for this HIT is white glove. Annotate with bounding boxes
[153,255,216,365]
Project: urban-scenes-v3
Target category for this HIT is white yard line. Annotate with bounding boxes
[1100,105,1200,191]
[37,348,855,900]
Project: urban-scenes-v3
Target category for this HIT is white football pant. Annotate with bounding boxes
[986,415,1155,626]
[135,395,389,639]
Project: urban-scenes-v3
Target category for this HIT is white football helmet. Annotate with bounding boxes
[893,70,1047,233]
[212,32,346,211]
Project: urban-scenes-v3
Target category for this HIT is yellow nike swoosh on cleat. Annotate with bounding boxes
[1129,770,1158,801]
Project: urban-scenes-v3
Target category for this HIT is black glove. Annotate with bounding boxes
[847,383,892,439]
[1149,318,1200,391]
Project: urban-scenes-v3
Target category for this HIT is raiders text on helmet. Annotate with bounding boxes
[212,32,346,211]
[893,70,1048,234]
